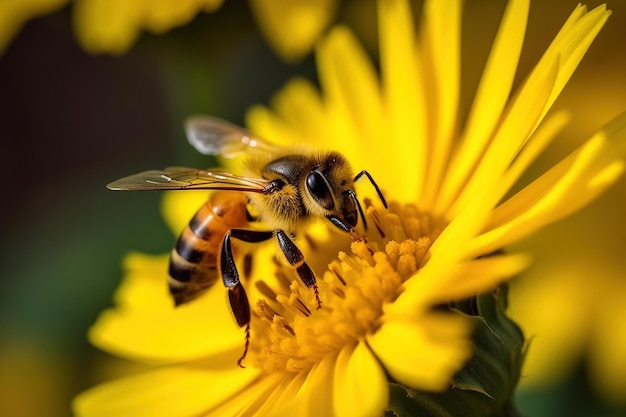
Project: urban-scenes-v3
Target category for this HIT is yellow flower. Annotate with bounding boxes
[510,247,626,405]
[510,200,626,405]
[248,0,337,62]
[0,0,223,54]
[0,0,336,60]
[74,0,626,416]
[72,0,224,54]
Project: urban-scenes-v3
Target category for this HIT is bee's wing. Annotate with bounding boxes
[185,116,279,158]
[107,167,269,192]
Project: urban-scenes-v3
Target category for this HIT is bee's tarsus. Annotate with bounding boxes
[237,324,251,369]
[313,284,322,310]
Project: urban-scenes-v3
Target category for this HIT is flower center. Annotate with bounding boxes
[247,201,445,373]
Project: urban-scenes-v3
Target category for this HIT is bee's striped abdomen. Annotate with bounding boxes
[168,191,249,306]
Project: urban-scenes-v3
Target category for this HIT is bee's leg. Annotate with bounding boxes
[326,214,365,241]
[344,189,368,230]
[275,230,321,309]
[221,229,274,367]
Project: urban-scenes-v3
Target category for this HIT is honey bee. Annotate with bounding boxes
[107,116,387,365]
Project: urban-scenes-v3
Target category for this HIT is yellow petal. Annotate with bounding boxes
[386,180,514,317]
[367,314,472,391]
[0,0,67,54]
[469,112,626,256]
[200,373,287,416]
[112,253,171,310]
[449,56,559,218]
[89,253,243,362]
[259,77,325,143]
[248,373,307,417]
[391,252,530,318]
[316,25,384,170]
[435,253,532,301]
[73,364,258,417]
[428,173,497,265]
[333,342,388,417]
[419,0,461,208]
[535,4,611,122]
[450,6,609,218]
[378,0,426,200]
[438,0,529,213]
[496,110,571,202]
[384,176,524,316]
[246,104,303,148]
[264,352,338,417]
[249,0,337,62]
[297,352,337,417]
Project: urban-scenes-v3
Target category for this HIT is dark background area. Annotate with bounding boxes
[0,1,625,416]
[0,3,312,415]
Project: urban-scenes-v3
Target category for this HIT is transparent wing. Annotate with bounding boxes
[107,167,269,192]
[185,115,279,158]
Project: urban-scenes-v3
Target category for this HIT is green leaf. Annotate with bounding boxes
[386,285,526,417]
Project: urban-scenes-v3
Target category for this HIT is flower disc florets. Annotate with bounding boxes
[247,201,446,373]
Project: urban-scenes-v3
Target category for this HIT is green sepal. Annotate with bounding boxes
[385,285,526,417]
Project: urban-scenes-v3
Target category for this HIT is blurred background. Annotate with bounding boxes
[0,1,624,416]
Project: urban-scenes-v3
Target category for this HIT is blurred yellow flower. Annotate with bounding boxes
[0,0,67,53]
[73,0,626,415]
[72,0,224,54]
[0,0,223,54]
[502,2,626,406]
[0,0,336,59]
[510,189,626,405]
[249,0,337,62]
[510,248,626,405]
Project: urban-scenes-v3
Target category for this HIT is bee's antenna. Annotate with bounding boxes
[354,170,387,208]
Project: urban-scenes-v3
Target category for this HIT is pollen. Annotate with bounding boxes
[247,201,445,373]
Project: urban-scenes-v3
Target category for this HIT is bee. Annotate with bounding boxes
[107,116,387,366]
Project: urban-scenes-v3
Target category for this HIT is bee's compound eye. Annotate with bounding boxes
[306,171,335,210]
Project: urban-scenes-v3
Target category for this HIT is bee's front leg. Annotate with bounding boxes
[274,230,321,309]
[325,214,366,242]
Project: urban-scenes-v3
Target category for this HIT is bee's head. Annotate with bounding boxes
[304,153,363,232]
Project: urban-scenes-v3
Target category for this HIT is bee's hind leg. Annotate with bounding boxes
[220,229,274,367]
[221,228,322,367]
